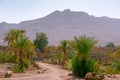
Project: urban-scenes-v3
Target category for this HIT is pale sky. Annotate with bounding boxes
[0,0,120,23]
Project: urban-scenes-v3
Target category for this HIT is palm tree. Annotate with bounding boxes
[59,40,69,65]
[4,29,25,46]
[69,35,97,77]
[70,36,97,58]
[10,36,35,65]
[4,29,26,61]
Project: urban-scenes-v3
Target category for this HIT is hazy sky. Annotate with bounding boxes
[0,0,120,23]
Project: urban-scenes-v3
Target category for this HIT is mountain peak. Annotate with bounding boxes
[63,9,71,12]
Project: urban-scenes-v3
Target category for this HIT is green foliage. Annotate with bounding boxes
[12,59,30,73]
[64,59,72,70]
[104,66,118,74]
[23,59,30,68]
[69,35,97,77]
[115,61,120,71]
[34,32,48,52]
[12,65,21,73]
[49,53,63,64]
[0,51,16,63]
[67,51,75,59]
[10,36,35,68]
[59,40,69,52]
[72,55,95,77]
[105,42,115,48]
[59,40,69,65]
[12,64,26,73]
[97,62,120,74]
[69,35,97,56]
[4,29,35,73]
[4,29,25,46]
[0,52,9,63]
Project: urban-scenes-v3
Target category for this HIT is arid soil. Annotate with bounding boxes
[0,62,120,80]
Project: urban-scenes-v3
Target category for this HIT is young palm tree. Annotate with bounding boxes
[70,36,97,58]
[69,35,97,77]
[59,40,69,65]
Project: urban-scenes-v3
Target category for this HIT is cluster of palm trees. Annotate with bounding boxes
[4,29,35,72]
[51,36,97,77]
[2,29,120,77]
[2,29,98,76]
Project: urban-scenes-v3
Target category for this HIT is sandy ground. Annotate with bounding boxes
[0,62,71,80]
[0,62,120,80]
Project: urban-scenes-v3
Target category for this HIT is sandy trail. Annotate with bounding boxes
[2,62,70,80]
[1,62,119,80]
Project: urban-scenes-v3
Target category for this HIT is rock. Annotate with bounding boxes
[28,65,36,70]
[7,66,12,69]
[107,74,112,78]
[85,72,96,80]
[85,72,105,80]
[97,74,105,80]
[33,62,41,69]
[4,71,12,78]
[68,73,73,76]
[37,70,42,74]
[107,74,116,78]
[0,73,4,78]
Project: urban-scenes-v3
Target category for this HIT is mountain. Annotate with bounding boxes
[0,9,120,46]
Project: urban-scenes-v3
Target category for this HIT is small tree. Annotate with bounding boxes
[34,32,48,53]
[105,42,115,48]
[59,40,69,65]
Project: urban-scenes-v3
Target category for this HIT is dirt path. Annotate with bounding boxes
[3,62,70,80]
[1,62,120,80]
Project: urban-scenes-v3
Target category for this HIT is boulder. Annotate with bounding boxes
[37,70,42,74]
[0,73,4,78]
[4,71,12,78]
[33,62,41,69]
[85,72,96,80]
[97,74,105,80]
[85,72,105,80]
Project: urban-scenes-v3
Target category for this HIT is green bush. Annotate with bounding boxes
[23,59,30,68]
[64,59,72,70]
[49,53,63,64]
[67,51,75,59]
[105,66,118,74]
[0,52,15,63]
[8,55,16,63]
[12,59,30,73]
[115,61,120,71]
[12,64,27,73]
[12,65,22,73]
[72,55,95,77]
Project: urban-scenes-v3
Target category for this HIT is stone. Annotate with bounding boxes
[68,73,73,76]
[33,62,41,69]
[85,72,96,80]
[37,70,42,74]
[0,73,4,78]
[4,71,12,78]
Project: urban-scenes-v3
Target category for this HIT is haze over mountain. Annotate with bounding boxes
[0,9,120,46]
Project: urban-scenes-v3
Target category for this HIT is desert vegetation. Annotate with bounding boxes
[1,29,120,80]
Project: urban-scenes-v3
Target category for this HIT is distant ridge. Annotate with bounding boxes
[0,9,120,46]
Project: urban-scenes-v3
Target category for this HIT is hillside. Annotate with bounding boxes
[0,9,120,45]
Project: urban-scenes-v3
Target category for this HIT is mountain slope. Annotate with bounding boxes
[0,9,120,45]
